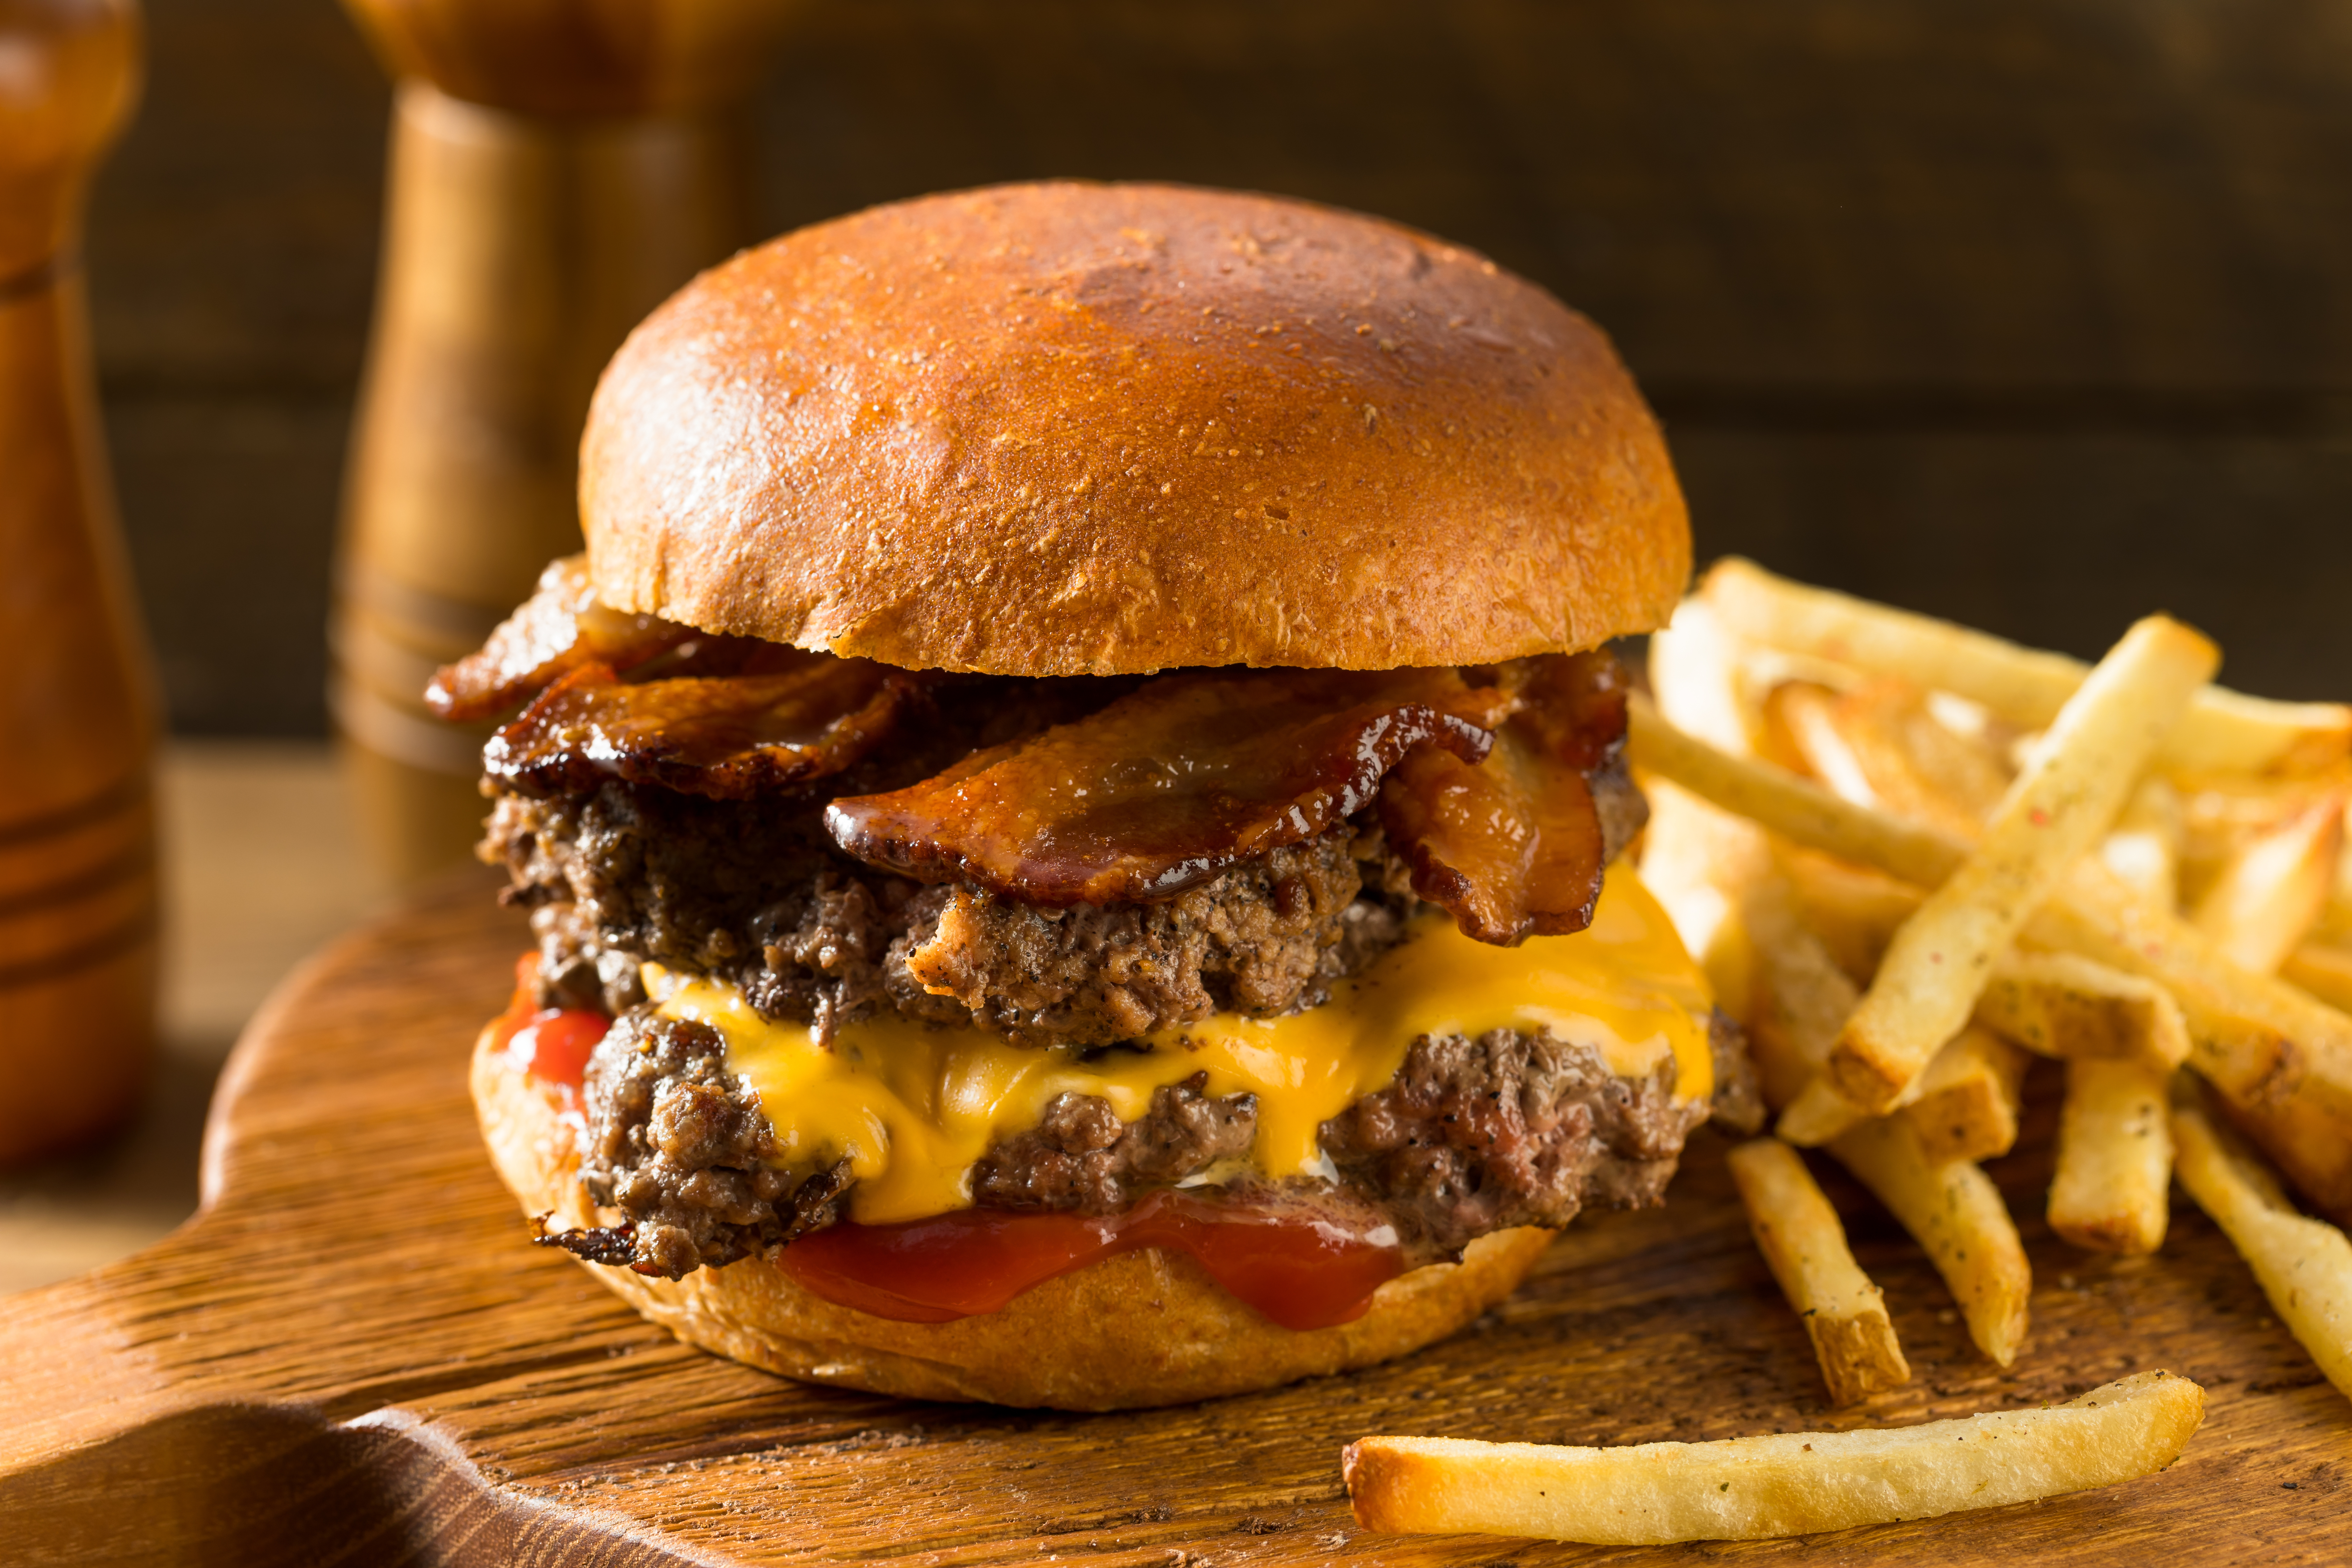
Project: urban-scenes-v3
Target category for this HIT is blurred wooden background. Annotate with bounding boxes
[91,0,2352,740]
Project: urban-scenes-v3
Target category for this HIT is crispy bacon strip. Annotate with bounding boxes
[428,555,698,721]
[1378,652,1630,944]
[484,657,919,800]
[825,669,1513,905]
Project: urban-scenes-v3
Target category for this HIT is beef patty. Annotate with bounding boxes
[534,1001,1750,1279]
[485,759,1643,1053]
[544,1004,1752,1279]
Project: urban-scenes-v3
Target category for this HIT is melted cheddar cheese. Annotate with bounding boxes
[648,863,1713,1225]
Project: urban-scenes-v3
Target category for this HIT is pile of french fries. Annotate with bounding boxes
[1346,559,2352,1546]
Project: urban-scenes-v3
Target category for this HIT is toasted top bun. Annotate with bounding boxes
[581,181,1688,676]
[474,1023,1555,1409]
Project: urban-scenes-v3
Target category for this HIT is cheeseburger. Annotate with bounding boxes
[436,182,1756,1410]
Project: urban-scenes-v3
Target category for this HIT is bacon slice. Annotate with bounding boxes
[484,657,919,799]
[428,555,698,721]
[1377,652,1630,944]
[825,670,1513,905]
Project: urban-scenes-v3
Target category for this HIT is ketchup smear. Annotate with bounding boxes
[780,1190,1406,1332]
[492,954,610,1089]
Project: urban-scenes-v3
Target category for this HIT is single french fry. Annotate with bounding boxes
[1342,1372,2204,1546]
[1639,779,1772,1022]
[1830,616,2217,1112]
[2171,1094,2352,1403]
[2313,797,2352,947]
[2048,1057,2172,1254]
[1794,1020,2030,1162]
[1973,948,2192,1070]
[2177,772,2348,909]
[2282,940,2352,1015]
[1631,700,2352,1221]
[2100,776,2182,913]
[1701,556,2351,773]
[2192,786,2347,975]
[1650,596,1761,754]
[1828,1115,2031,1365]
[1901,1027,2029,1165]
[1727,1139,1910,1406]
[1741,894,1860,1113]
[1776,844,1923,983]
[1771,677,2008,839]
[1776,1074,1868,1147]
[1629,695,1961,889]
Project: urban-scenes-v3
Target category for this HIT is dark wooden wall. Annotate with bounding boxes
[90,0,2352,733]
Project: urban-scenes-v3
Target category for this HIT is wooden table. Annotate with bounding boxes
[1,871,2344,1563]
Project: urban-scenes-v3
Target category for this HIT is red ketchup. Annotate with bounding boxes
[492,954,610,1090]
[779,1189,1406,1332]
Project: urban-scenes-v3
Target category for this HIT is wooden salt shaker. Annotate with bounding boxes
[0,0,156,1161]
[331,0,798,883]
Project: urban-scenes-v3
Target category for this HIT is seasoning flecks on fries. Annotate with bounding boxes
[1900,1027,2028,1166]
[2048,1056,2173,1255]
[1343,1372,2204,1545]
[2171,1092,2352,1404]
[1727,1138,1910,1405]
[1827,1115,2033,1366]
[1973,948,2191,1070]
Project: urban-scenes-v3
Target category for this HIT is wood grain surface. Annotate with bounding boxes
[1,871,2345,1564]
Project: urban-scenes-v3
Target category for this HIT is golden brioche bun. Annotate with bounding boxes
[472,1023,1555,1410]
[581,180,1688,676]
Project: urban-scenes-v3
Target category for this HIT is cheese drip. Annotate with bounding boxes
[649,863,1713,1225]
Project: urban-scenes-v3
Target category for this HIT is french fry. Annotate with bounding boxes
[1639,779,1771,1021]
[2171,1093,2352,1403]
[1628,694,1961,889]
[2177,772,2347,909]
[1741,890,1860,1113]
[1770,677,2007,838]
[2192,786,2347,975]
[1776,844,1922,983]
[2100,776,2182,913]
[1726,1139,1910,1406]
[2281,940,2352,1015]
[1972,948,2192,1070]
[1827,1115,2031,1365]
[1342,1371,2204,1545]
[1632,699,2352,1223]
[2047,1057,2172,1254]
[1829,616,2218,1112]
[2029,864,2352,1225]
[1650,596,1760,753]
[1777,1026,2022,1156]
[1775,1074,1868,1147]
[2312,797,2352,947]
[1701,556,2351,773]
[1901,1027,2029,1165]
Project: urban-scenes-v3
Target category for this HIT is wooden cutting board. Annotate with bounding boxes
[1,870,2344,1565]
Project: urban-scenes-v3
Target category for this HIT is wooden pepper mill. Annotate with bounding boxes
[332,0,799,883]
[0,0,155,1161]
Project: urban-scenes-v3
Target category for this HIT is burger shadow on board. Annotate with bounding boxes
[441,180,1757,1412]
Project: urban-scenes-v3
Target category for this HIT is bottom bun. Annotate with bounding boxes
[472,1022,1556,1409]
